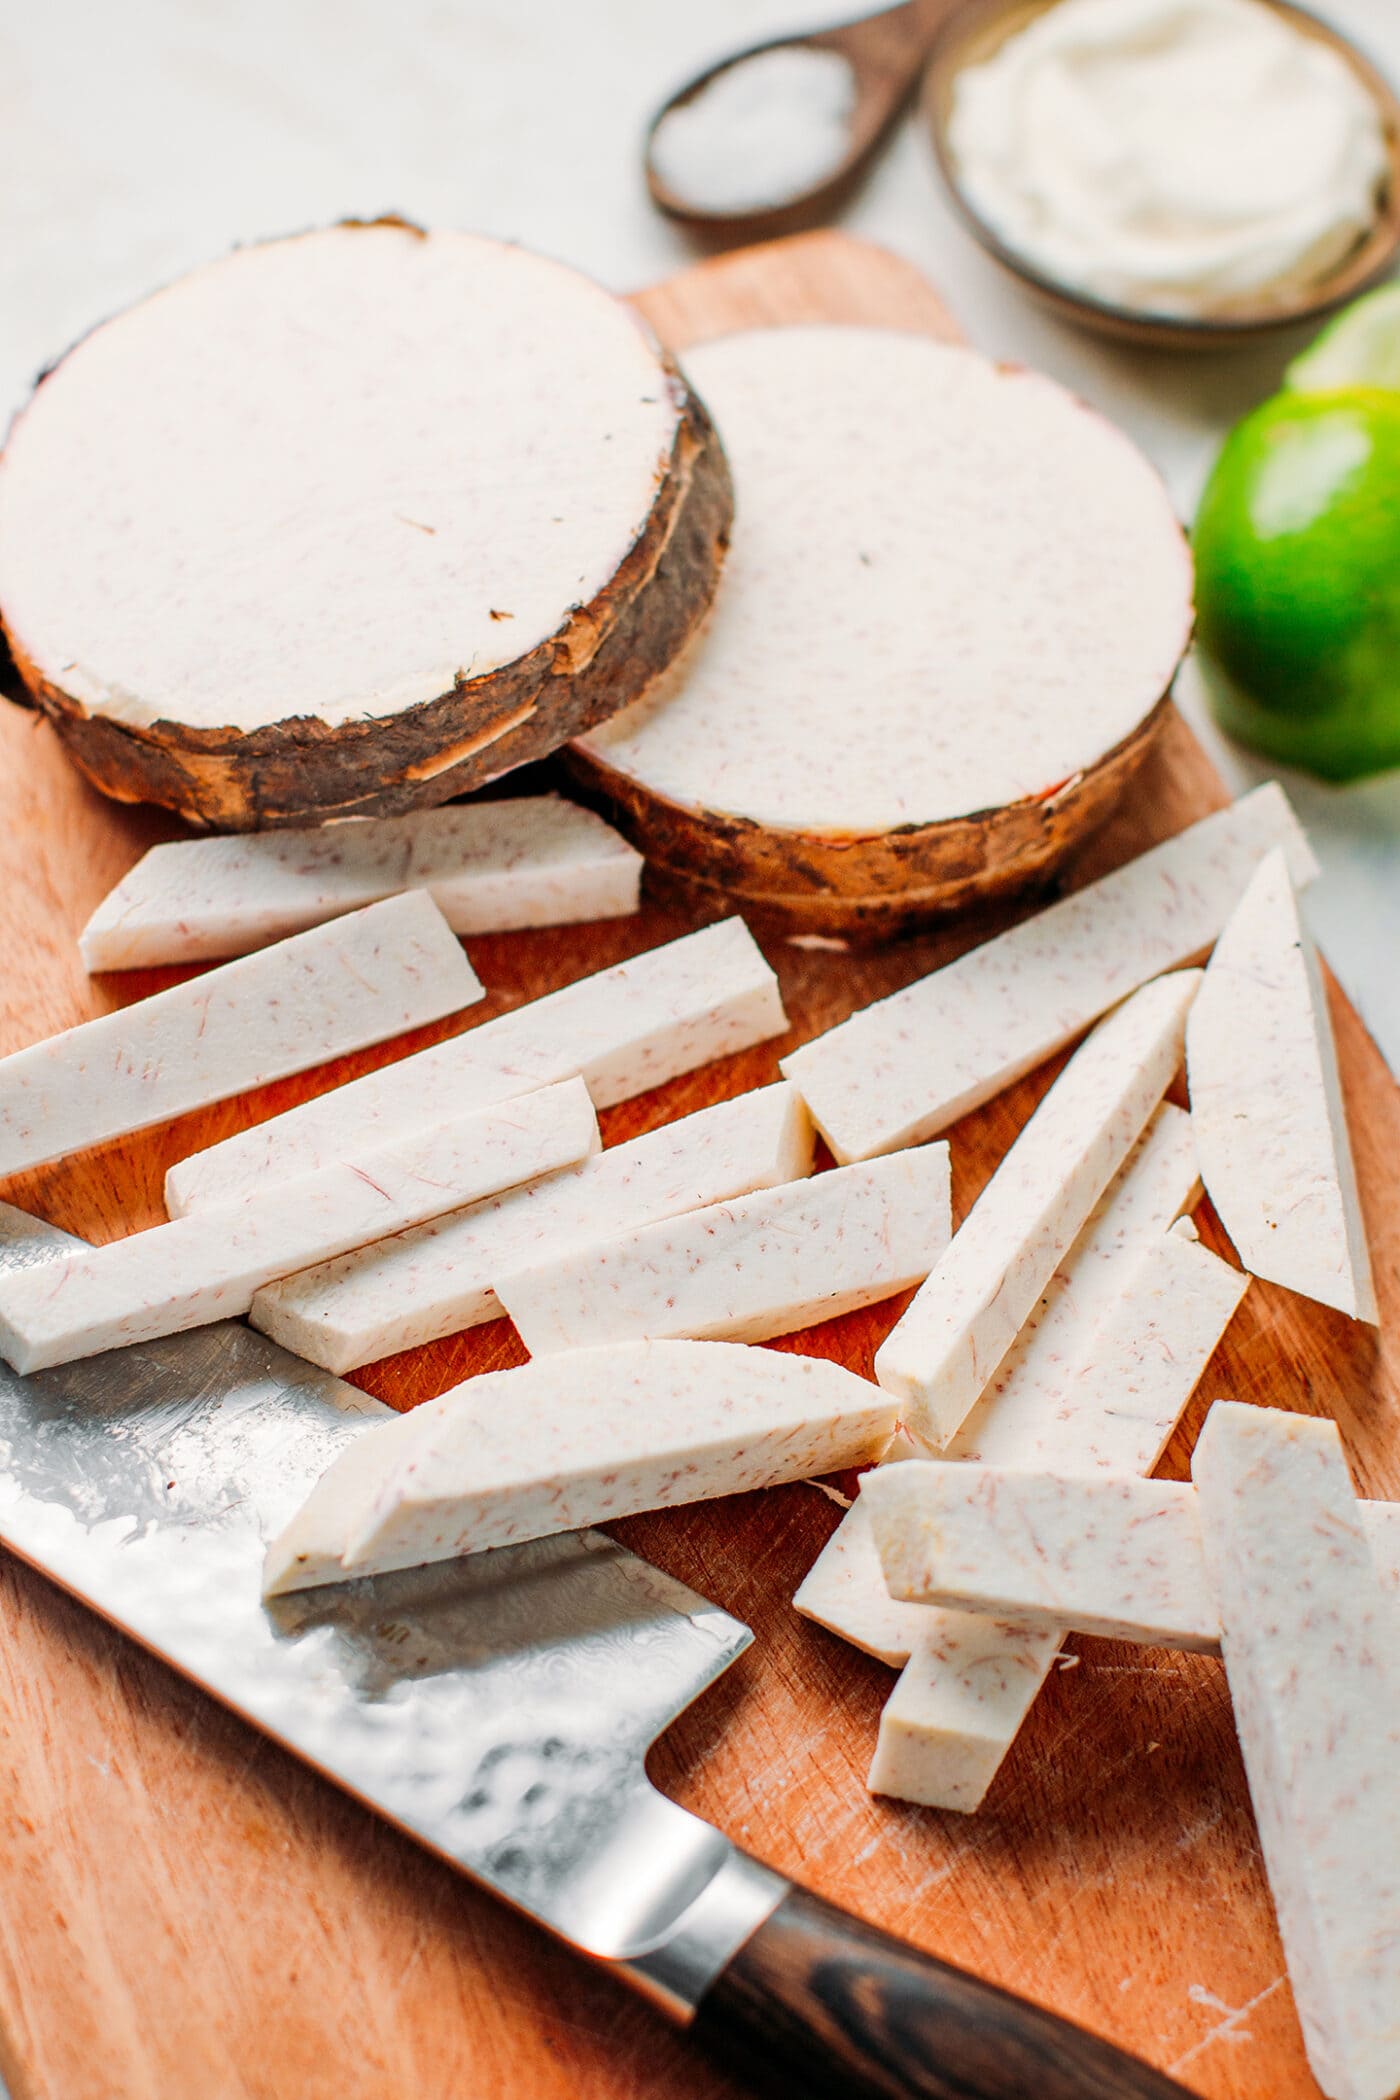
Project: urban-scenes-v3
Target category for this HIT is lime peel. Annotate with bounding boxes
[1286,284,1400,395]
[1193,387,1400,783]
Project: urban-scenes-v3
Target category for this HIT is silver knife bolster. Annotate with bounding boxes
[615,1846,788,2022]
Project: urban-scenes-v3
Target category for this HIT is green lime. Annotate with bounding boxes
[1193,388,1400,782]
[1286,285,1400,395]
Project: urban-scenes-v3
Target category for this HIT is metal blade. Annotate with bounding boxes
[0,1202,754,1963]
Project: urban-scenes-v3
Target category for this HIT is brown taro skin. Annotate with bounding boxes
[0,227,738,827]
[571,698,1169,940]
[5,373,730,830]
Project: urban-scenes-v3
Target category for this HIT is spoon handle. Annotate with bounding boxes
[815,0,969,77]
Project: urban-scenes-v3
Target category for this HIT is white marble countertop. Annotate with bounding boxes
[1,0,1395,1066]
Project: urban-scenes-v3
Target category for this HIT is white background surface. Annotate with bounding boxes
[0,0,1396,1064]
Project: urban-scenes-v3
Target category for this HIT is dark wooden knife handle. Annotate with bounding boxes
[693,1884,1196,2100]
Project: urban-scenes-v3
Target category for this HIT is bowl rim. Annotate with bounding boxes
[922,0,1400,347]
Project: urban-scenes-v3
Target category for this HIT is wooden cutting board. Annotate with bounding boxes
[0,230,1395,2100]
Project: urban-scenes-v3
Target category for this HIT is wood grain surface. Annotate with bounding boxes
[0,231,1394,2100]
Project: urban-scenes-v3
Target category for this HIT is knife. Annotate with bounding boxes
[0,1201,1191,2100]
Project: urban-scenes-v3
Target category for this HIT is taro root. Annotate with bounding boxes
[0,223,731,830]
[570,326,1193,939]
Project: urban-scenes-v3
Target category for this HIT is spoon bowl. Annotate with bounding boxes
[645,0,959,246]
[921,0,1400,349]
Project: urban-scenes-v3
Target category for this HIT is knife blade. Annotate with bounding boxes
[0,1199,1193,2099]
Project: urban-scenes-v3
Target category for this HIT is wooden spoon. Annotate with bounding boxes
[644,0,962,247]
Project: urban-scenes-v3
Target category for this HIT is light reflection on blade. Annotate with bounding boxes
[0,1202,750,1957]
